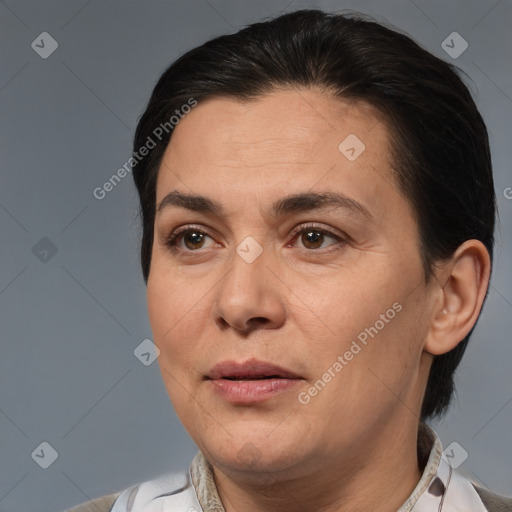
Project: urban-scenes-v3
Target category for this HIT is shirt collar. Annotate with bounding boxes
[399,422,444,511]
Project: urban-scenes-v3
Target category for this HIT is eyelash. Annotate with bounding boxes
[163,223,347,254]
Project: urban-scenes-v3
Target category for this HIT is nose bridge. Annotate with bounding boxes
[222,235,268,304]
[213,234,285,331]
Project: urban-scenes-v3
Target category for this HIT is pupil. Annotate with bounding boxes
[186,232,204,249]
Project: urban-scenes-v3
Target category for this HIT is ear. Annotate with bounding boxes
[424,240,491,356]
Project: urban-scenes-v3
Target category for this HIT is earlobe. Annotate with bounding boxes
[424,240,491,356]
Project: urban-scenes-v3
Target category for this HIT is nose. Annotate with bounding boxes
[212,243,286,335]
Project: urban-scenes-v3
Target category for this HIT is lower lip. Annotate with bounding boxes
[208,378,302,403]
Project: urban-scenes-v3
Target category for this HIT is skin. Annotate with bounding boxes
[146,88,491,512]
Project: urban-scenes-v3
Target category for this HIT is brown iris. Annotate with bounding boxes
[183,231,206,250]
[301,230,324,249]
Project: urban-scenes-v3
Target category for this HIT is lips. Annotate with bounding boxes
[205,359,302,407]
[206,359,303,403]
[206,358,301,381]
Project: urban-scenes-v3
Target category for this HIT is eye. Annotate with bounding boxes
[289,223,346,251]
[164,226,216,252]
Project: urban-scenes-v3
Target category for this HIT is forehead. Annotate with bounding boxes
[155,89,400,222]
[164,89,390,167]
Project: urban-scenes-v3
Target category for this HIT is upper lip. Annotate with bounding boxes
[206,358,301,380]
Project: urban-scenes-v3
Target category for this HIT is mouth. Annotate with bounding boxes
[205,359,303,403]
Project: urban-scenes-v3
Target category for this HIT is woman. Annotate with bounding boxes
[68,9,511,512]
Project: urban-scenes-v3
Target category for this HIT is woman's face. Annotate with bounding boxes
[146,89,435,479]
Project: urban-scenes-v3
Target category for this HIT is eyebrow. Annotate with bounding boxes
[156,190,372,220]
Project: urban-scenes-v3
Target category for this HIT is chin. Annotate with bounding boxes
[199,429,309,477]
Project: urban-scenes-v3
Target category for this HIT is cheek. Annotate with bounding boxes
[288,268,396,352]
[146,269,209,365]
[295,265,425,390]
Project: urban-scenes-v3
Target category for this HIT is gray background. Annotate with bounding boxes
[0,1,511,511]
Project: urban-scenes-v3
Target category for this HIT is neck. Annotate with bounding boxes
[211,418,424,512]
